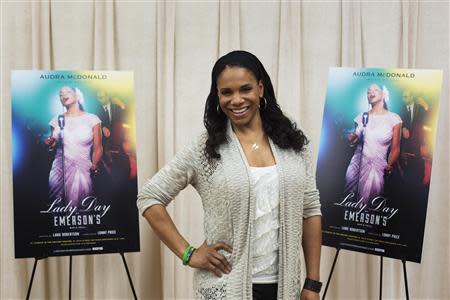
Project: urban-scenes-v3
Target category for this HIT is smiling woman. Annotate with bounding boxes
[137,50,322,300]
[217,67,264,127]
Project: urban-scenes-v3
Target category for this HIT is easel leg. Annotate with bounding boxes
[26,258,39,300]
[120,252,138,300]
[69,255,72,300]
[322,248,340,300]
[402,260,409,300]
[379,256,383,300]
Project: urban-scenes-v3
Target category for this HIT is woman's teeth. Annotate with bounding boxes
[231,107,249,114]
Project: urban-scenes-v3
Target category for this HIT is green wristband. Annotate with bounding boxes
[182,245,195,265]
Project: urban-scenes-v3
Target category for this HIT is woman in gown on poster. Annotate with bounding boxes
[45,86,103,207]
[344,84,402,204]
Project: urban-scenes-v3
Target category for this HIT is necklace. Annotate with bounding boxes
[233,129,263,152]
[251,143,260,151]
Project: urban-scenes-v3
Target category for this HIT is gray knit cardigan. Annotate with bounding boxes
[137,123,321,300]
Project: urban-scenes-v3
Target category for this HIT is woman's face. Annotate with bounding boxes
[367,84,384,106]
[217,66,264,128]
[59,87,77,108]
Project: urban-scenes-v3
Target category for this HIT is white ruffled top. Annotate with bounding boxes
[249,165,280,284]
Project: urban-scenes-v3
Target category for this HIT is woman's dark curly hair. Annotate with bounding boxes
[203,50,308,162]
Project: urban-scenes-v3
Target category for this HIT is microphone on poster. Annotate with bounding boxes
[58,114,65,130]
[355,111,369,200]
[362,112,369,127]
[57,112,67,201]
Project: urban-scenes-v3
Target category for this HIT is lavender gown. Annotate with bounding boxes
[344,111,402,204]
[48,113,101,206]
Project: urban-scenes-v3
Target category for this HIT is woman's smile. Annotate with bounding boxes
[229,106,250,117]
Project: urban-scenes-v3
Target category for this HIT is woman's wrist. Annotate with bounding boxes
[303,278,323,293]
[181,244,196,265]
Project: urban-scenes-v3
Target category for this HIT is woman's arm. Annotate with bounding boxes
[301,143,322,300]
[91,123,103,170]
[143,204,190,259]
[301,215,322,300]
[385,123,401,173]
[348,122,360,144]
[137,138,232,276]
[302,216,321,280]
[44,127,57,149]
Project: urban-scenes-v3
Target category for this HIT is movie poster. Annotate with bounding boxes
[12,71,140,258]
[317,68,442,263]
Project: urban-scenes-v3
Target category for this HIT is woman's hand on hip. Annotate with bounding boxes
[188,241,232,277]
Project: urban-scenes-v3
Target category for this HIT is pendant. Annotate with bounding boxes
[251,143,260,151]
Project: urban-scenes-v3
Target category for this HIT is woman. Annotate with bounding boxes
[344,84,402,204]
[137,51,322,300]
[46,86,102,207]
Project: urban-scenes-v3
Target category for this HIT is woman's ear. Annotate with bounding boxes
[258,80,264,97]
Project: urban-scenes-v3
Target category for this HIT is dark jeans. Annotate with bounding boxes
[252,283,278,300]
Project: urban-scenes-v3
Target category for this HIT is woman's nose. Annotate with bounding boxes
[230,93,244,105]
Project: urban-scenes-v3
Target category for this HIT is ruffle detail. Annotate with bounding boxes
[253,229,279,257]
[252,249,278,275]
[250,166,279,219]
[249,165,280,279]
[254,207,279,239]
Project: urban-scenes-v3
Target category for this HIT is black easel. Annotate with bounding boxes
[321,248,410,300]
[69,256,72,300]
[26,253,138,300]
[120,252,138,299]
[26,258,40,300]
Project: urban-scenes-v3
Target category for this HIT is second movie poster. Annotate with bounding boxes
[12,71,140,258]
[317,68,442,263]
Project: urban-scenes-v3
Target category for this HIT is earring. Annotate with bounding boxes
[216,104,221,114]
[259,97,268,110]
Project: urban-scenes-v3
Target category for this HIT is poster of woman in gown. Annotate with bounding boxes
[343,84,402,205]
[46,86,102,207]
[317,68,442,263]
[12,71,140,258]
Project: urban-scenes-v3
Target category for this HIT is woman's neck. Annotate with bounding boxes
[65,104,82,116]
[370,101,386,114]
[232,114,264,139]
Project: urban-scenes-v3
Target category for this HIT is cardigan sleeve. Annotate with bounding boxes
[136,136,202,216]
[302,142,322,218]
